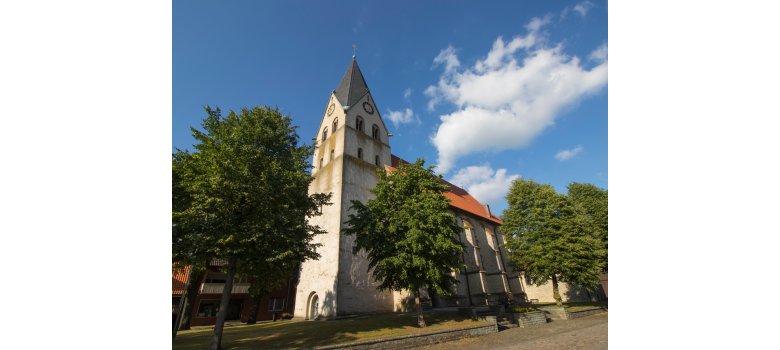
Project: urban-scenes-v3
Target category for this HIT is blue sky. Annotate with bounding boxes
[173,0,607,214]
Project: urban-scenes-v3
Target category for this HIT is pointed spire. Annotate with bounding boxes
[334,58,369,108]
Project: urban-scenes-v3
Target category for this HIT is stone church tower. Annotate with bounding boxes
[293,58,400,319]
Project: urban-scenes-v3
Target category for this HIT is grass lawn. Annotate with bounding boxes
[173,311,490,350]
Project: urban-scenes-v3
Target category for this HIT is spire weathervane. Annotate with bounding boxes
[352,44,357,59]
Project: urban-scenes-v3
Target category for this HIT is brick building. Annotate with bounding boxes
[172,261,297,327]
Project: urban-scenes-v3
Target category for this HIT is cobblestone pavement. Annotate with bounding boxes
[414,313,607,350]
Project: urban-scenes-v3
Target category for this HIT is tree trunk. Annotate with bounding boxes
[551,274,563,307]
[179,268,206,331]
[246,294,263,324]
[209,257,237,350]
[414,289,426,328]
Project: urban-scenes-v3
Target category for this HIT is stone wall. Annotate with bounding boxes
[511,311,548,328]
[565,307,607,319]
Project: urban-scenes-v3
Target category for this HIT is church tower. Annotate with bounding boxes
[294,58,397,319]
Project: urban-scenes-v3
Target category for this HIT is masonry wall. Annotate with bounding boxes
[294,95,346,319]
[518,276,594,303]
[336,92,395,315]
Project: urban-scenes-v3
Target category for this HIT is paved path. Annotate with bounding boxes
[415,313,607,350]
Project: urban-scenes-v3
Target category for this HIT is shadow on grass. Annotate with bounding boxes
[173,310,485,350]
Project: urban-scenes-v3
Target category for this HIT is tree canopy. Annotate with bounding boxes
[502,179,605,306]
[172,106,330,350]
[344,159,463,327]
[568,182,608,268]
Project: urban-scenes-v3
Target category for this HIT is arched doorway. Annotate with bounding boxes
[307,293,319,320]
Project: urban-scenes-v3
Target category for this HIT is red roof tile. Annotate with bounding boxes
[172,265,190,295]
[388,155,503,225]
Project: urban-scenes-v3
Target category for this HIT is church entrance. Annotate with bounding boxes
[307,293,319,320]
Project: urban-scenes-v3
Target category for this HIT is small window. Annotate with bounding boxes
[322,127,328,141]
[372,125,379,140]
[319,158,323,169]
[268,298,285,312]
[330,150,334,160]
[356,116,364,132]
[333,118,338,132]
[197,300,220,318]
[374,155,380,166]
[357,148,363,159]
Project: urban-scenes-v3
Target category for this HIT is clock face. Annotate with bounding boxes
[327,103,335,116]
[362,102,374,114]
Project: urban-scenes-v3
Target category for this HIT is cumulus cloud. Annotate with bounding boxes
[426,16,608,173]
[589,43,607,62]
[555,145,584,161]
[386,108,417,128]
[450,165,520,206]
[573,1,595,17]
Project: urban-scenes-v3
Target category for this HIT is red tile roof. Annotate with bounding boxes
[172,265,190,296]
[389,155,503,225]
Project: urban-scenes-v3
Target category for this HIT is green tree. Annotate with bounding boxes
[173,106,330,350]
[502,179,605,306]
[567,182,608,268]
[344,159,464,327]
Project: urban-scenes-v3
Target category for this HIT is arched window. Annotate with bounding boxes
[330,149,334,160]
[463,221,474,244]
[322,127,328,141]
[357,148,363,160]
[332,118,338,132]
[356,116,364,132]
[374,155,380,166]
[485,226,497,250]
[372,124,379,140]
[463,221,480,269]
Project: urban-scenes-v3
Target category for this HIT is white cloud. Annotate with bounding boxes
[589,43,607,62]
[403,88,412,100]
[433,45,460,74]
[450,165,520,206]
[386,108,417,128]
[573,1,595,17]
[555,145,584,161]
[426,16,608,173]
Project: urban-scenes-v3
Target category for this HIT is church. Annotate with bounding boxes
[172,57,598,327]
[292,57,594,320]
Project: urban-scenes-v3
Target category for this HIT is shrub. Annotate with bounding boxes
[512,307,536,313]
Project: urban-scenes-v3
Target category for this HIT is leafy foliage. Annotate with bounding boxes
[512,307,537,313]
[173,105,329,269]
[567,182,608,267]
[344,159,464,326]
[172,106,330,348]
[502,179,605,303]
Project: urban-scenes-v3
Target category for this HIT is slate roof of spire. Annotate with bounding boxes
[334,58,370,108]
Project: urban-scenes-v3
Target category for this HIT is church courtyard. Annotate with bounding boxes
[417,313,608,350]
[172,311,490,350]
